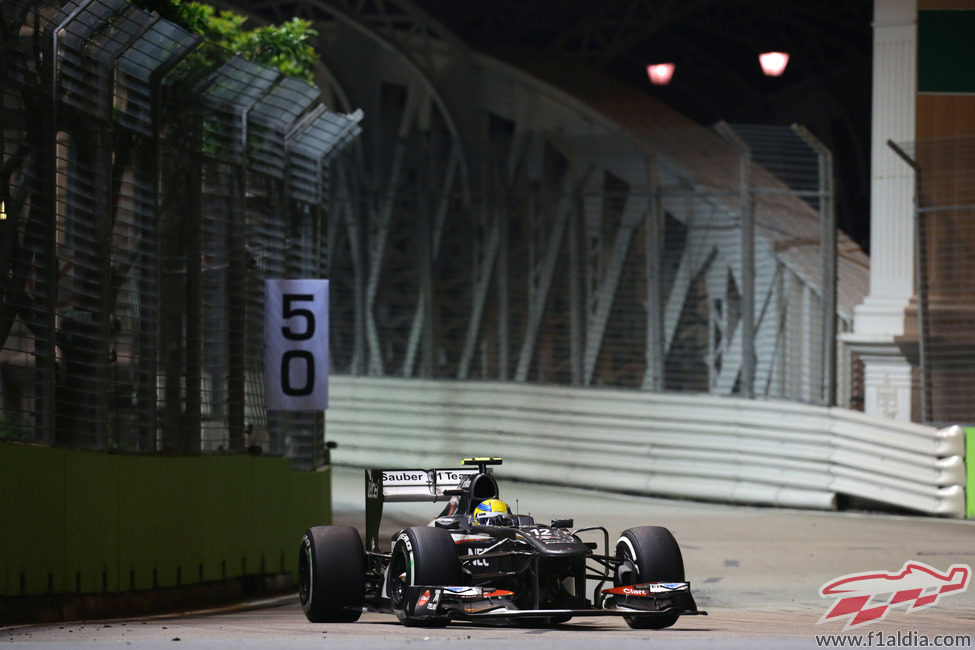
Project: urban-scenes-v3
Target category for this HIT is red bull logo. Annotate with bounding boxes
[818,561,971,630]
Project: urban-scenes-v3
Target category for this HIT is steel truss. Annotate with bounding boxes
[220,0,867,403]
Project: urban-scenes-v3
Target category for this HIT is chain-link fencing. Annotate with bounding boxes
[0,0,361,467]
[895,137,975,425]
[2,0,873,467]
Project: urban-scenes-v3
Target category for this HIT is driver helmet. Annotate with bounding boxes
[474,498,513,526]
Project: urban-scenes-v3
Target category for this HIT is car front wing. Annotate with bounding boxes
[398,583,707,623]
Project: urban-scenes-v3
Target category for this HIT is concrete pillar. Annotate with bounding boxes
[842,0,920,421]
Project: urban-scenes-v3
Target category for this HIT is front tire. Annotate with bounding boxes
[386,526,461,626]
[615,526,685,629]
[298,525,365,623]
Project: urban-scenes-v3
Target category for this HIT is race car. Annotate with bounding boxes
[298,457,706,628]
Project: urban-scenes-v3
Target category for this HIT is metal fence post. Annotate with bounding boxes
[794,124,837,406]
[715,122,755,398]
[643,154,665,392]
[887,139,927,422]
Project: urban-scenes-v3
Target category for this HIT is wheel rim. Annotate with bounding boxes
[615,542,638,586]
[387,546,410,607]
[298,535,313,606]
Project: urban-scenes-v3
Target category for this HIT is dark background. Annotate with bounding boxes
[412,0,874,252]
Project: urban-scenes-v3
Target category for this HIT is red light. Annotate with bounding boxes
[759,51,789,77]
[646,62,675,86]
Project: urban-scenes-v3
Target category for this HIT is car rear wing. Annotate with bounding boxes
[364,458,501,552]
[368,468,480,502]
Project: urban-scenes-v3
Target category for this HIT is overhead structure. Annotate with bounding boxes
[408,0,874,249]
[218,0,869,406]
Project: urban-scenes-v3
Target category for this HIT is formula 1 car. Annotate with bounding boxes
[298,457,705,628]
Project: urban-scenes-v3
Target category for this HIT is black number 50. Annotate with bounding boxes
[281,293,316,395]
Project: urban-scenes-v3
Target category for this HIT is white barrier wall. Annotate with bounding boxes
[325,376,966,517]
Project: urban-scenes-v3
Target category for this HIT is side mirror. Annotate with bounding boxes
[550,518,573,528]
[433,517,462,529]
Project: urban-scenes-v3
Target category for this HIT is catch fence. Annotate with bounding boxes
[0,0,361,467]
[893,137,975,425]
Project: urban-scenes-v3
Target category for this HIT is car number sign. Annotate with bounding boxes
[264,279,329,410]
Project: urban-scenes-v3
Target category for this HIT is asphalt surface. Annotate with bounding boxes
[4,465,974,649]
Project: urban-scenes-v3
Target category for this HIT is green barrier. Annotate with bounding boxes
[968,427,974,519]
[0,442,331,597]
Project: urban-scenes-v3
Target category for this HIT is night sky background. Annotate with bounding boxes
[411,0,875,252]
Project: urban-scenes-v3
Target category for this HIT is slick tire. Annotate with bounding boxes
[386,526,461,626]
[615,525,685,630]
[298,525,365,623]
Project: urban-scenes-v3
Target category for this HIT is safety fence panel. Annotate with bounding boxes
[908,137,975,426]
[0,0,361,467]
[324,375,966,517]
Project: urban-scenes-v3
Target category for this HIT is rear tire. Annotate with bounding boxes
[615,526,685,629]
[386,526,461,626]
[298,525,365,623]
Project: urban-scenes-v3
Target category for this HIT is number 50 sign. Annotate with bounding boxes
[264,279,329,410]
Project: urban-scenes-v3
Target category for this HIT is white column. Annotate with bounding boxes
[842,0,919,421]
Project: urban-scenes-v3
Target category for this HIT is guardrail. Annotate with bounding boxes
[326,376,966,517]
